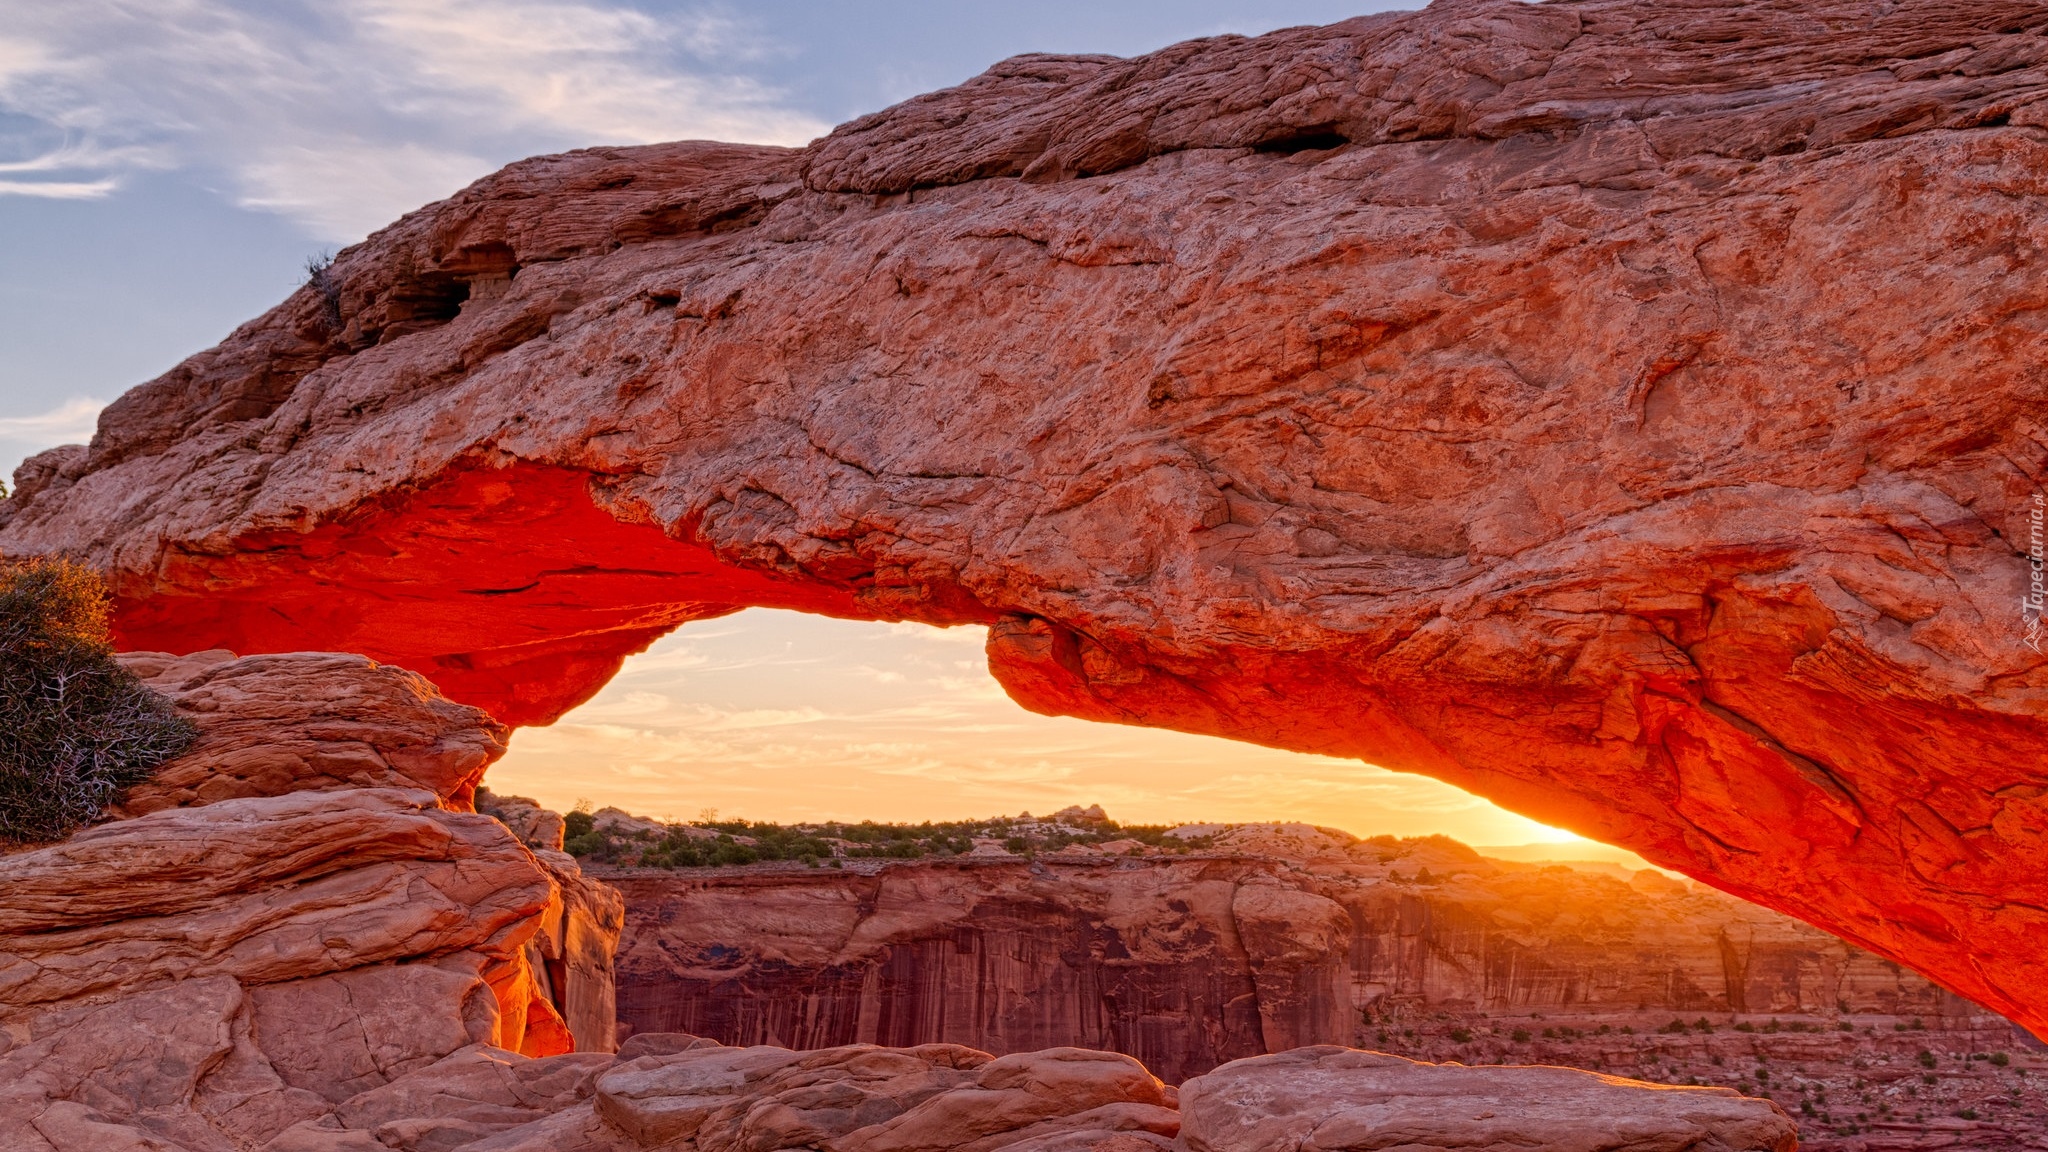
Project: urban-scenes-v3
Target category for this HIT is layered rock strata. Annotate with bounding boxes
[478,789,627,1050]
[599,833,1980,1084]
[0,651,623,1149]
[0,650,1797,1151]
[4,0,2047,1036]
[1178,1047,1796,1152]
[138,1032,1796,1152]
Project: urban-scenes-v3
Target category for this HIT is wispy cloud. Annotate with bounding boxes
[0,177,114,198]
[0,396,103,482]
[0,0,827,239]
[0,396,102,442]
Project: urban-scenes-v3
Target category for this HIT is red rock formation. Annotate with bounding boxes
[598,841,1981,1084]
[0,651,633,1151]
[0,653,1810,1149]
[111,649,506,815]
[4,0,2047,1036]
[479,790,629,1054]
[1177,1047,1796,1152]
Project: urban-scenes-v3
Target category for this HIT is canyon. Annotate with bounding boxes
[2,0,2044,1040]
[0,650,1802,1152]
[567,816,2048,1149]
[589,834,1979,1084]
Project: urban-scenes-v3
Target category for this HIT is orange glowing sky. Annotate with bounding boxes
[489,607,1640,859]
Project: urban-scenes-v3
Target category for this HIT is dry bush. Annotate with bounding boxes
[0,556,194,842]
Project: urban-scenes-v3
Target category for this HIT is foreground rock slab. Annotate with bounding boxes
[5,0,2047,1038]
[1179,1047,1797,1152]
[0,651,626,1151]
[71,1032,1790,1152]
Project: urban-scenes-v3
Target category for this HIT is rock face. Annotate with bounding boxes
[479,790,629,1054]
[599,839,1975,1084]
[0,649,1796,1152]
[1177,1047,1796,1152]
[110,649,507,816]
[0,651,626,1149]
[4,0,2047,1036]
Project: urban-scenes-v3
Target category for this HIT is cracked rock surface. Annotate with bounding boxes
[0,652,624,1149]
[3,0,2046,1036]
[0,652,1794,1151]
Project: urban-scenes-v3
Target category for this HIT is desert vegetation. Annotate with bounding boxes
[0,555,193,843]
[562,804,1215,868]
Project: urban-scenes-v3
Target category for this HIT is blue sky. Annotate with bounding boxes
[0,0,1628,851]
[0,0,1402,461]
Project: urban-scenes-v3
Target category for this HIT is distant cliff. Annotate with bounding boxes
[599,829,1974,1083]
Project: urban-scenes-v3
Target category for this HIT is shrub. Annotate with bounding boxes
[0,556,194,842]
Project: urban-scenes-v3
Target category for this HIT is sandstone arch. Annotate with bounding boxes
[5,0,2047,1037]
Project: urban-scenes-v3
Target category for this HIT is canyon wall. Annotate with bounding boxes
[0,654,1800,1151]
[4,0,2047,1037]
[602,835,1979,1084]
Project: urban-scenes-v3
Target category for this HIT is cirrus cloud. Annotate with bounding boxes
[0,0,826,239]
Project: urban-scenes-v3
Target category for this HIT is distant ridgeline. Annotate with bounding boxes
[549,802,1228,869]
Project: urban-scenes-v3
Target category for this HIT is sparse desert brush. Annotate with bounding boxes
[0,555,194,842]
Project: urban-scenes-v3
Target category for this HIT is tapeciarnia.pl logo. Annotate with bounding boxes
[2027,493,2046,653]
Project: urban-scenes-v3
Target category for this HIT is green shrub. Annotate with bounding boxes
[563,809,595,840]
[0,556,194,842]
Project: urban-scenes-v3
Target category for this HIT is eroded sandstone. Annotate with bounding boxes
[597,829,1985,1084]
[4,0,2046,1038]
[0,651,624,1149]
[1177,1047,1796,1152]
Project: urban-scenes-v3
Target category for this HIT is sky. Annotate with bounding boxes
[0,0,1625,853]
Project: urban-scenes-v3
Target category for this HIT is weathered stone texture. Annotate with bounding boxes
[600,837,1972,1083]
[4,0,2046,1036]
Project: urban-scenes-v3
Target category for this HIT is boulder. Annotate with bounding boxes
[476,790,566,851]
[1177,1047,1797,1152]
[829,1047,1170,1152]
[0,651,627,1148]
[111,651,505,815]
[591,1045,808,1145]
[0,788,553,1011]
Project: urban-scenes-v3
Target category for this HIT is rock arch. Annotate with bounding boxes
[5,0,2047,1036]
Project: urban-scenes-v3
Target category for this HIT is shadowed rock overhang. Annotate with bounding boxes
[5,0,2048,1039]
